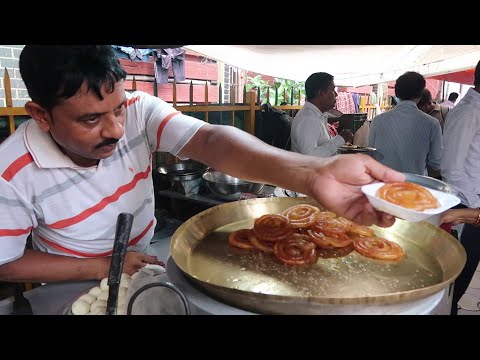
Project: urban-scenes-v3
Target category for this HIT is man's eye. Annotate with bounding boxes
[84,116,98,122]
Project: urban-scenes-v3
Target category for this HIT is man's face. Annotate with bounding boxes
[418,99,434,114]
[37,81,127,167]
[318,81,338,112]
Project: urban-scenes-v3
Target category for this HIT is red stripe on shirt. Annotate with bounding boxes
[47,166,151,229]
[1,153,34,182]
[156,111,181,150]
[36,220,154,257]
[0,226,33,237]
[124,96,140,108]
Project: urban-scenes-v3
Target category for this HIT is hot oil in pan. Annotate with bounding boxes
[187,219,443,298]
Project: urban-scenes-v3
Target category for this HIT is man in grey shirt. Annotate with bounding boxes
[291,72,353,157]
[367,71,442,176]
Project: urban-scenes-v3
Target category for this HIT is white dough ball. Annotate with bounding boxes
[116,307,127,315]
[88,286,103,297]
[78,293,96,304]
[121,273,131,282]
[71,299,90,315]
[120,277,131,289]
[97,291,109,301]
[100,278,109,291]
[89,307,106,315]
[118,287,127,299]
[90,299,107,312]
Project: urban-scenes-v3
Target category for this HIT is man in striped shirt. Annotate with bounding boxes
[0,46,404,284]
[367,72,442,176]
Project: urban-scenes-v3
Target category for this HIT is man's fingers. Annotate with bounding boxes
[364,156,405,183]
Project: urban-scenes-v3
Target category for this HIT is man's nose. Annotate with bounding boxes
[101,115,124,140]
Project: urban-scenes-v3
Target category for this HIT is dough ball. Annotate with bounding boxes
[118,287,127,299]
[90,299,107,312]
[120,276,131,289]
[121,273,131,282]
[100,278,109,291]
[97,291,109,301]
[116,307,127,315]
[89,307,106,315]
[71,299,90,315]
[88,286,103,297]
[78,293,96,304]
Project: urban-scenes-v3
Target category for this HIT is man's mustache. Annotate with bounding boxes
[95,138,119,149]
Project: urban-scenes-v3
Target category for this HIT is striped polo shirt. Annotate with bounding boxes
[0,91,205,265]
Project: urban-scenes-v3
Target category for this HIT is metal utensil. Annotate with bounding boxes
[170,197,466,314]
[12,283,33,315]
[106,213,134,315]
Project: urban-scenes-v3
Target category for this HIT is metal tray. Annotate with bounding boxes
[170,197,466,314]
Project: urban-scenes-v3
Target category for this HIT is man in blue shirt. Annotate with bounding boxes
[367,72,442,176]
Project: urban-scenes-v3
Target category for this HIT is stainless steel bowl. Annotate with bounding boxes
[404,173,461,227]
[157,161,209,182]
[404,173,458,195]
[203,171,265,200]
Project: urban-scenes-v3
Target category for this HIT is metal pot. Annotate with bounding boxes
[202,171,265,200]
[157,161,209,195]
[157,161,209,182]
[170,197,466,314]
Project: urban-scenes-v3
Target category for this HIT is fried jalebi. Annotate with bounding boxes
[227,205,405,266]
[228,229,255,250]
[316,244,355,259]
[281,204,320,228]
[352,237,405,261]
[253,214,293,241]
[377,182,439,211]
[306,228,352,248]
[249,233,275,253]
[273,236,318,266]
[335,216,376,237]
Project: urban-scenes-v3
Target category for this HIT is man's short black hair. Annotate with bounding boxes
[19,46,127,112]
[394,71,426,101]
[305,72,334,101]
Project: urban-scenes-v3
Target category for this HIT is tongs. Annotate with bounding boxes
[106,213,134,315]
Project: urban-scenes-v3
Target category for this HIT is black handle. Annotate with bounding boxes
[106,213,134,315]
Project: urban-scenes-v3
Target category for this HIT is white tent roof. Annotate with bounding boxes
[185,45,480,87]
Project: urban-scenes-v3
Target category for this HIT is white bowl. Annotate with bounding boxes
[361,182,461,222]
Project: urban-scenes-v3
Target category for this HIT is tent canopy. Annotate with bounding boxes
[184,45,480,87]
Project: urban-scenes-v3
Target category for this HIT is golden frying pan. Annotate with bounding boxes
[170,197,466,314]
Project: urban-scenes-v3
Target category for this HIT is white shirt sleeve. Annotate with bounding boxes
[441,100,480,207]
[0,179,34,265]
[128,91,206,155]
[291,109,344,157]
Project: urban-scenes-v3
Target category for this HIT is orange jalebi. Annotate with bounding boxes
[228,229,254,250]
[377,182,439,211]
[281,204,320,228]
[227,204,406,266]
[253,214,293,242]
[273,235,318,266]
[352,237,405,261]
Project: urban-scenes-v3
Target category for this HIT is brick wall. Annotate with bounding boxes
[0,45,27,107]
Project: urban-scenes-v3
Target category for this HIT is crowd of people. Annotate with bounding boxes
[290,64,480,315]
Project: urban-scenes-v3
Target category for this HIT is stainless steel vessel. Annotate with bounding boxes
[170,197,466,314]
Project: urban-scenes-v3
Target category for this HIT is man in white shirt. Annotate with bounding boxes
[439,92,459,109]
[291,72,353,157]
[441,60,480,315]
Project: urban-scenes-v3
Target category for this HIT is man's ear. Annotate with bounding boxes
[25,101,51,132]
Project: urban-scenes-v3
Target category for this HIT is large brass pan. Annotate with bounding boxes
[170,197,466,314]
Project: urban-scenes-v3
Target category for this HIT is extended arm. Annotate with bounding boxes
[179,124,405,226]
